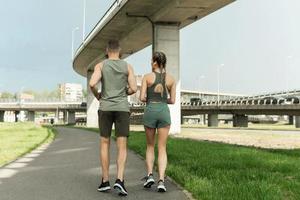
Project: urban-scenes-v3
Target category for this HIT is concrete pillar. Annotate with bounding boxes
[208,114,218,127]
[15,111,20,122]
[55,110,59,123]
[67,111,76,125]
[0,111,4,122]
[181,115,184,125]
[154,23,180,134]
[288,116,294,125]
[295,116,300,128]
[27,111,35,122]
[203,114,206,125]
[86,70,99,127]
[233,114,248,127]
[63,110,67,124]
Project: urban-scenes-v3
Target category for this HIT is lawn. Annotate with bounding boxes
[0,122,56,166]
[71,126,300,200]
[127,131,300,200]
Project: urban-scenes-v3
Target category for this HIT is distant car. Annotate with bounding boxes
[284,96,300,104]
[80,102,87,107]
[190,98,202,105]
[76,117,86,123]
[262,97,278,105]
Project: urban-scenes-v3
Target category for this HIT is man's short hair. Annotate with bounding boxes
[107,39,120,52]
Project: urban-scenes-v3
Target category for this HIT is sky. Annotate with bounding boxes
[0,0,299,95]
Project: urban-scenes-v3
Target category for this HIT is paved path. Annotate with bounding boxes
[0,127,189,200]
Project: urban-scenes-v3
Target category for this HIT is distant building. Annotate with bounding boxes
[20,93,34,101]
[59,83,83,102]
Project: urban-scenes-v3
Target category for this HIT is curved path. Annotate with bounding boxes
[0,127,189,200]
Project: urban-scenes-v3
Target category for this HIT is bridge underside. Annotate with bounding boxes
[73,0,235,76]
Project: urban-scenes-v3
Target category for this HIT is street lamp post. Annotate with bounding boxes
[198,75,205,98]
[286,55,293,91]
[83,0,86,41]
[72,27,79,60]
[217,64,224,106]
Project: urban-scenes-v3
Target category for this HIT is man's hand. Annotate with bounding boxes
[127,64,137,95]
[96,92,101,100]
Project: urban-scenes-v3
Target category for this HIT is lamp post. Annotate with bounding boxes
[286,55,293,91]
[72,27,79,59]
[83,0,86,41]
[198,75,205,98]
[217,64,224,105]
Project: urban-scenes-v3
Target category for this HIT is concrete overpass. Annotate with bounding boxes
[130,101,300,128]
[0,100,85,124]
[73,0,236,133]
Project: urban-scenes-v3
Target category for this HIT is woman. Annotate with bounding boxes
[139,51,176,192]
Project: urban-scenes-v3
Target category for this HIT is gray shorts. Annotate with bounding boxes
[98,110,130,137]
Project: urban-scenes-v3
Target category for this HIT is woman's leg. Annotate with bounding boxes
[157,125,170,181]
[145,126,156,175]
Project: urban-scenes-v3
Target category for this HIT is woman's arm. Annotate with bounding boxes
[139,75,147,102]
[167,76,176,104]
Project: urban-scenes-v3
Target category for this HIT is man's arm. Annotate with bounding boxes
[139,76,147,102]
[127,64,137,95]
[89,63,102,100]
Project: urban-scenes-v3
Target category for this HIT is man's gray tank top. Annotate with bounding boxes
[99,59,129,112]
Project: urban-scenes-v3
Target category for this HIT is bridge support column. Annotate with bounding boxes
[15,111,20,122]
[288,116,294,125]
[63,110,67,124]
[27,111,35,122]
[295,116,300,128]
[55,110,59,124]
[86,70,99,128]
[154,23,180,134]
[0,111,4,122]
[233,114,248,127]
[208,114,218,127]
[67,111,76,125]
[203,114,206,125]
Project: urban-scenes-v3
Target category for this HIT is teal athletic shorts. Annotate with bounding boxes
[143,102,171,128]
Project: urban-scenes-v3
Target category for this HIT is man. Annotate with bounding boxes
[89,39,137,196]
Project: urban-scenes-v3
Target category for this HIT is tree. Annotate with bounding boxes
[0,91,15,99]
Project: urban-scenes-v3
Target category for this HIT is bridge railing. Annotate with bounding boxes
[0,98,87,103]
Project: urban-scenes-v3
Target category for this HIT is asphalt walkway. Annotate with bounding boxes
[0,127,189,200]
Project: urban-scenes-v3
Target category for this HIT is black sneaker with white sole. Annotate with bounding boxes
[157,180,166,192]
[113,179,128,196]
[142,173,155,188]
[97,179,111,192]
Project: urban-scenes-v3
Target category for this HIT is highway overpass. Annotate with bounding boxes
[131,101,300,128]
[0,100,85,124]
[1,97,300,128]
[73,0,236,133]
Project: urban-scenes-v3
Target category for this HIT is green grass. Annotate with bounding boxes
[127,132,300,200]
[0,122,56,166]
[68,126,300,200]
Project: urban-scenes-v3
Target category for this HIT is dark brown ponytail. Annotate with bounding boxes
[152,51,167,96]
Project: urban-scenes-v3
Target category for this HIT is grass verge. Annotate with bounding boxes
[0,122,56,167]
[67,126,300,200]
